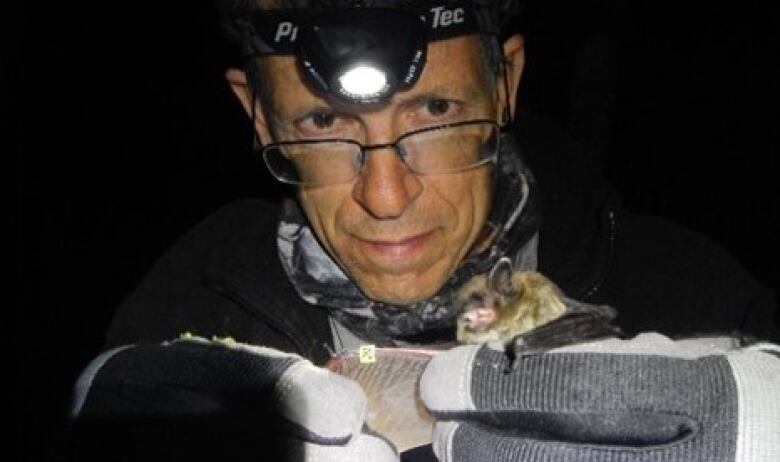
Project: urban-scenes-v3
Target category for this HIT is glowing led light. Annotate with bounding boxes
[338,65,387,98]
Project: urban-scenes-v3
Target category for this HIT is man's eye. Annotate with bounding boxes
[425,99,451,116]
[311,111,336,129]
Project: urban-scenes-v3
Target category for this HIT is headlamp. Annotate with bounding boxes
[295,8,426,104]
[226,1,520,105]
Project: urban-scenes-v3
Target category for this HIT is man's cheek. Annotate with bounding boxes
[301,192,344,254]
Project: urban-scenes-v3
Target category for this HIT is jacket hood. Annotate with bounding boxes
[514,111,621,300]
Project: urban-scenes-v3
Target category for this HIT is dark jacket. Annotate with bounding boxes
[105,113,779,363]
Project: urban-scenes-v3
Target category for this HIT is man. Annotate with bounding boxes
[68,1,779,461]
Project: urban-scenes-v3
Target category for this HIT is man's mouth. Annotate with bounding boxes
[359,230,436,260]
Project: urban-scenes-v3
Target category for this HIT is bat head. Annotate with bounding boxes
[455,258,521,339]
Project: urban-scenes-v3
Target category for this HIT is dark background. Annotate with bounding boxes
[7,1,778,460]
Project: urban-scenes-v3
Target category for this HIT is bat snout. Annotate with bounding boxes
[458,305,498,332]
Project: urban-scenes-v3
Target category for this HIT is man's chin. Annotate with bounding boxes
[356,274,444,306]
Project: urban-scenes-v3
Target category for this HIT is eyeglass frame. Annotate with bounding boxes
[258,118,502,185]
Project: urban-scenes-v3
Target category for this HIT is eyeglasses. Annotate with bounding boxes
[260,119,500,185]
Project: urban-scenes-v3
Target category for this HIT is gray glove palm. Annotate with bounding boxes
[421,333,780,461]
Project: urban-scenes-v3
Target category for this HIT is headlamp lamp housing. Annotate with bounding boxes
[296,8,426,104]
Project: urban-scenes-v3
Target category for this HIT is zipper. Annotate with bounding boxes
[207,281,309,356]
[582,208,617,301]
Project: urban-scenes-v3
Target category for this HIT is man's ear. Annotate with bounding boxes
[499,34,525,120]
[225,67,272,144]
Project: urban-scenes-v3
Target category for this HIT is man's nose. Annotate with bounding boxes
[351,146,423,219]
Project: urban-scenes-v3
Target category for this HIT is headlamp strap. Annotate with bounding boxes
[243,1,492,57]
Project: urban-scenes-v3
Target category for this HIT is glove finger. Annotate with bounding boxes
[287,432,398,462]
[64,418,395,461]
[422,334,739,416]
[420,344,482,414]
[433,418,704,462]
[276,357,366,443]
[423,340,737,418]
[435,419,661,462]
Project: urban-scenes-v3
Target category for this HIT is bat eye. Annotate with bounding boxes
[469,293,484,303]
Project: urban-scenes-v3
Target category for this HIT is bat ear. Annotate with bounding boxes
[488,257,516,297]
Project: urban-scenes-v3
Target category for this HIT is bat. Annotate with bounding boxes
[324,258,621,449]
[455,257,621,365]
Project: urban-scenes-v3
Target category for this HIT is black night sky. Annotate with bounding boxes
[7,1,779,460]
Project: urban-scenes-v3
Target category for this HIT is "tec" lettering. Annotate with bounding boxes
[430,6,465,29]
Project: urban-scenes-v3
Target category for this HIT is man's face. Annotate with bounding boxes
[254,37,506,304]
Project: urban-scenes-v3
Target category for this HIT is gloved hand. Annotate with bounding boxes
[68,335,398,462]
[420,333,780,462]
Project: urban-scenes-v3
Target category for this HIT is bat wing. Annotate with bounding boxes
[508,302,622,359]
[561,296,618,320]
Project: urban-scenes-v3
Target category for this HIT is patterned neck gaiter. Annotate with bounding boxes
[277,130,541,346]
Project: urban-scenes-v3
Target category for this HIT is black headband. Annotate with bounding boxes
[221,1,519,104]
[227,0,518,58]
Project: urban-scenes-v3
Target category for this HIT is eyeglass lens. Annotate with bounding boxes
[263,121,498,185]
